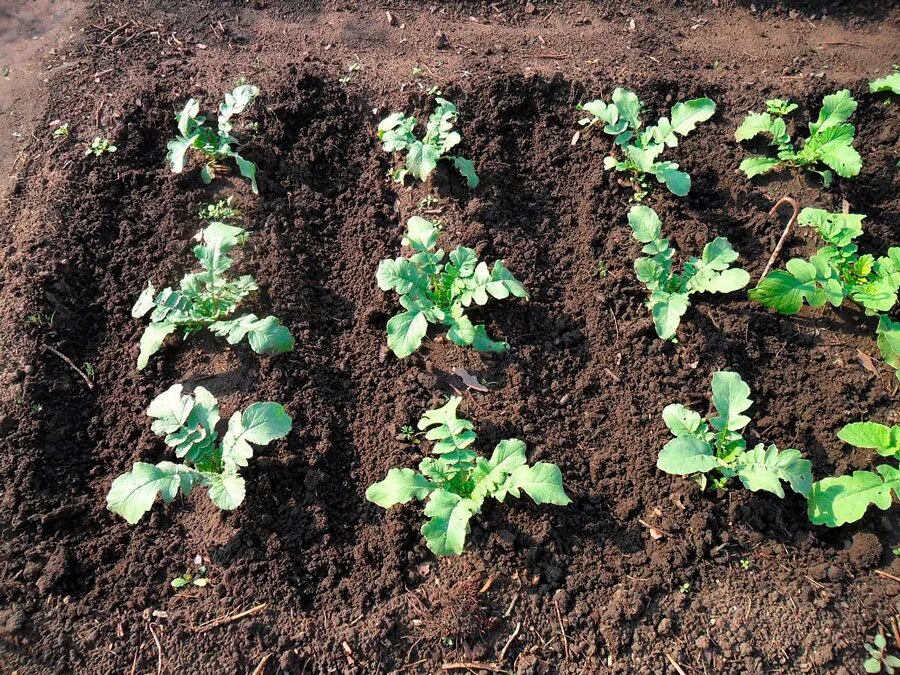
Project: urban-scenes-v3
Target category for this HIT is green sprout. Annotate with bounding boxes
[85,137,117,157]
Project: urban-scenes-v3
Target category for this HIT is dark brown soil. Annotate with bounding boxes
[0,1,898,674]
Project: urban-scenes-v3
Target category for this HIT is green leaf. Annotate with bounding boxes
[421,489,476,556]
[486,260,529,300]
[471,324,508,353]
[876,315,900,381]
[506,463,572,505]
[799,123,861,177]
[452,156,479,188]
[206,471,246,510]
[366,467,434,508]
[406,141,441,181]
[739,156,782,178]
[797,208,864,247]
[376,258,426,293]
[471,439,529,502]
[386,310,428,358]
[749,258,828,314]
[864,657,882,674]
[176,99,201,136]
[132,283,156,318]
[402,216,440,252]
[710,371,753,432]
[662,403,705,437]
[838,422,899,457]
[649,291,690,341]
[137,322,177,370]
[628,205,662,243]
[657,436,720,475]
[209,314,295,355]
[733,444,813,497]
[221,402,292,468]
[808,465,900,527]
[669,97,716,136]
[735,112,774,142]
[808,89,857,136]
[870,72,900,95]
[611,88,642,130]
[652,162,691,196]
[418,396,477,454]
[234,155,259,194]
[107,461,199,524]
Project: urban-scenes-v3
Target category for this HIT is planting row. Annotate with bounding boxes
[92,78,899,558]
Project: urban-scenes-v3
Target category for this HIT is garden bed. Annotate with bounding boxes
[0,1,898,673]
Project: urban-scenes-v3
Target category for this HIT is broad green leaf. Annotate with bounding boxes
[486,260,529,300]
[877,315,900,381]
[452,157,479,188]
[421,489,476,556]
[652,162,690,196]
[662,403,704,437]
[167,134,196,174]
[799,123,861,177]
[472,439,529,502]
[219,85,259,121]
[406,141,441,181]
[628,205,662,243]
[445,309,476,346]
[234,155,259,194]
[386,310,428,358]
[378,111,407,136]
[710,371,752,432]
[366,467,434,507]
[749,259,827,314]
[739,156,782,178]
[209,314,295,355]
[693,267,750,294]
[418,396,477,454]
[506,463,572,505]
[471,324,508,353]
[649,291,689,341]
[733,444,812,497]
[624,143,664,172]
[765,99,798,116]
[735,112,774,142]
[797,208,864,247]
[808,465,900,527]
[376,258,425,293]
[132,282,156,318]
[669,97,716,136]
[206,471,246,510]
[176,99,201,136]
[402,216,440,252]
[612,88,642,130]
[870,72,900,95]
[221,402,292,468]
[449,247,479,278]
[107,461,199,524]
[808,89,857,136]
[657,436,720,475]
[837,422,898,457]
[137,322,177,370]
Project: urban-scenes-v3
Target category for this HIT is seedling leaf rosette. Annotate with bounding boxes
[376,216,528,358]
[657,371,812,497]
[574,88,716,197]
[366,396,570,556]
[107,384,292,523]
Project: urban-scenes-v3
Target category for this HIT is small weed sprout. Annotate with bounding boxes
[171,556,208,589]
[418,194,439,209]
[27,312,55,327]
[339,61,362,85]
[85,137,117,156]
[739,558,751,570]
[83,362,96,379]
[166,84,261,193]
[864,632,900,674]
[679,582,691,594]
[199,196,240,222]
[53,123,70,139]
[595,260,609,278]
[397,425,417,442]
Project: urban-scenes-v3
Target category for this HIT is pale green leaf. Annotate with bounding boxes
[402,216,440,252]
[132,282,156,318]
[137,322,177,370]
[870,72,900,95]
[107,461,199,524]
[649,291,689,341]
[452,156,479,188]
[837,422,898,457]
[366,467,434,507]
[739,156,782,178]
[734,444,813,497]
[657,436,720,475]
[710,371,753,432]
[662,403,704,437]
[205,471,246,510]
[808,89,857,136]
[421,490,475,556]
[808,465,900,527]
[386,310,428,358]
[507,463,572,505]
[221,402,292,468]
[749,258,827,314]
[669,97,716,136]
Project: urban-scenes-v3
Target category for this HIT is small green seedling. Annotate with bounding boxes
[870,68,900,96]
[377,98,479,188]
[808,420,900,527]
[172,555,208,589]
[366,396,570,556]
[85,137,117,156]
[595,260,609,278]
[628,205,750,341]
[735,90,861,186]
[53,123,70,139]
[132,221,294,369]
[739,558,751,570]
[877,316,900,382]
[573,87,716,197]
[893,546,900,556]
[199,197,240,222]
[398,425,417,442]
[679,582,691,593]
[864,632,900,674]
[418,194,439,209]
[26,312,54,327]
[83,362,96,379]
[376,216,528,358]
[166,85,260,193]
[339,61,362,85]
[749,208,900,317]
[657,371,812,497]
[107,384,292,523]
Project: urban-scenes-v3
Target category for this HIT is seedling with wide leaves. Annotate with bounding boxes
[573,88,716,198]
[366,396,571,556]
[107,384,292,523]
[132,221,294,369]
[376,216,528,358]
[735,91,862,186]
[749,208,900,317]
[657,371,813,497]
[377,98,479,188]
[628,205,750,340]
[166,84,261,193]
[807,420,900,527]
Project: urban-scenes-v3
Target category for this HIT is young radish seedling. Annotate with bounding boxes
[573,87,716,198]
[657,371,812,497]
[808,420,900,527]
[85,137,116,156]
[107,384,292,523]
[628,205,750,341]
[377,98,479,188]
[376,216,528,358]
[749,208,900,316]
[870,68,900,96]
[735,91,862,186]
[166,84,261,193]
[366,396,570,556]
[132,221,294,369]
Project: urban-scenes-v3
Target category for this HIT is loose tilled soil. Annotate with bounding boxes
[1,1,899,673]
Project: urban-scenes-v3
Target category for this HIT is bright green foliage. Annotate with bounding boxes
[365,396,570,556]
[377,98,479,188]
[132,222,294,369]
[53,123,70,139]
[870,72,900,96]
[749,208,900,316]
[628,205,750,340]
[864,633,900,674]
[574,88,716,197]
[376,216,528,358]
[166,85,260,193]
[86,137,117,156]
[657,371,812,498]
[171,555,208,589]
[877,316,900,381]
[199,196,240,222]
[107,384,292,524]
[808,421,900,527]
[735,90,861,186]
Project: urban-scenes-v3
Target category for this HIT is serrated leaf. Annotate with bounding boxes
[870,72,900,95]
[739,156,782,178]
[749,258,828,314]
[734,444,812,497]
[205,471,246,510]
[209,314,294,355]
[506,463,572,505]
[808,89,857,136]
[838,422,898,457]
[421,490,476,556]
[808,465,900,527]
[657,436,720,475]
[735,112,774,142]
[710,371,752,432]
[405,141,440,182]
[649,291,690,341]
[107,461,199,524]
[799,123,861,177]
[662,403,705,437]
[452,156,479,188]
[234,155,259,194]
[797,208,864,247]
[366,468,435,508]
[669,97,716,136]
[221,402,292,469]
[402,216,440,252]
[472,324,508,353]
